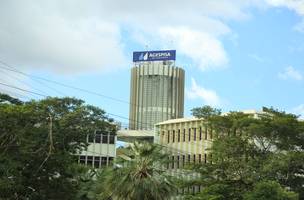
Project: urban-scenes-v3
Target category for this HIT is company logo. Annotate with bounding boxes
[149,52,171,58]
[133,50,176,62]
[139,52,148,61]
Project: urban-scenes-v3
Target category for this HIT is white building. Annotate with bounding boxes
[78,130,116,168]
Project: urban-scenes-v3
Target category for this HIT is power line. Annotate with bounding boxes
[0,82,47,97]
[0,87,33,101]
[0,61,129,104]
[0,61,66,96]
[0,60,185,129]
[0,81,204,152]
[0,67,49,97]
[0,81,210,155]
[0,60,211,155]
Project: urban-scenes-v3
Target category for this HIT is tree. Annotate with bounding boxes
[244,181,298,200]
[0,95,115,200]
[98,142,176,200]
[0,92,23,105]
[191,105,221,119]
[185,107,303,199]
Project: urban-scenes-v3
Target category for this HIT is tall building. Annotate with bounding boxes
[129,50,185,130]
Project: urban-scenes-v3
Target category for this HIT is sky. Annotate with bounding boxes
[0,0,304,126]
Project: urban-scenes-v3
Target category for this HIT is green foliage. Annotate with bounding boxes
[0,92,23,105]
[0,95,114,200]
[244,181,298,200]
[191,105,221,119]
[185,184,234,200]
[97,142,176,200]
[185,107,304,199]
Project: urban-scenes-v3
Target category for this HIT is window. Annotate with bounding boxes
[198,154,202,163]
[172,130,175,143]
[109,135,115,144]
[87,156,93,166]
[171,156,175,169]
[178,129,180,142]
[182,155,185,166]
[167,131,170,143]
[177,155,180,169]
[167,156,170,169]
[94,156,100,168]
[205,126,208,140]
[188,128,191,141]
[204,154,207,164]
[199,127,202,140]
[183,129,186,142]
[193,154,196,163]
[188,154,191,163]
[95,134,101,143]
[79,156,86,164]
[102,135,108,144]
[193,128,196,141]
[101,157,107,166]
[88,134,94,143]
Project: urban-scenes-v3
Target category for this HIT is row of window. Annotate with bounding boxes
[88,134,115,144]
[179,186,202,195]
[164,127,213,143]
[79,156,114,168]
[167,153,212,169]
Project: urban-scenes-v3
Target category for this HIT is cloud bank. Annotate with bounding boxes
[0,0,303,75]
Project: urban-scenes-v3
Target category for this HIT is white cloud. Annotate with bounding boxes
[159,27,228,71]
[0,1,127,74]
[291,104,304,119]
[0,0,267,75]
[278,66,303,81]
[187,77,221,106]
[266,0,304,33]
[266,0,304,15]
[4,0,304,75]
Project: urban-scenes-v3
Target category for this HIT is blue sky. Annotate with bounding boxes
[0,0,303,125]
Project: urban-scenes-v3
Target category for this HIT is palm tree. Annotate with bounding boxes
[99,142,176,200]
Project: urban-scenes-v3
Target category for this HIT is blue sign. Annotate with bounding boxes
[133,50,176,62]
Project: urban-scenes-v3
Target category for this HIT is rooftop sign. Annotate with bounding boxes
[133,50,176,62]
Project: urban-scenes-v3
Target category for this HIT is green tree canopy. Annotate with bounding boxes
[98,142,176,200]
[191,105,221,119]
[244,181,298,200]
[186,107,304,199]
[0,95,115,200]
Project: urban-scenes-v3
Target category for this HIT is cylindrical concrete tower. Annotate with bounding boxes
[129,61,185,130]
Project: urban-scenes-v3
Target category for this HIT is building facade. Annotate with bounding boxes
[155,118,214,195]
[129,51,185,130]
[78,130,116,168]
[155,118,213,169]
[155,110,263,168]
